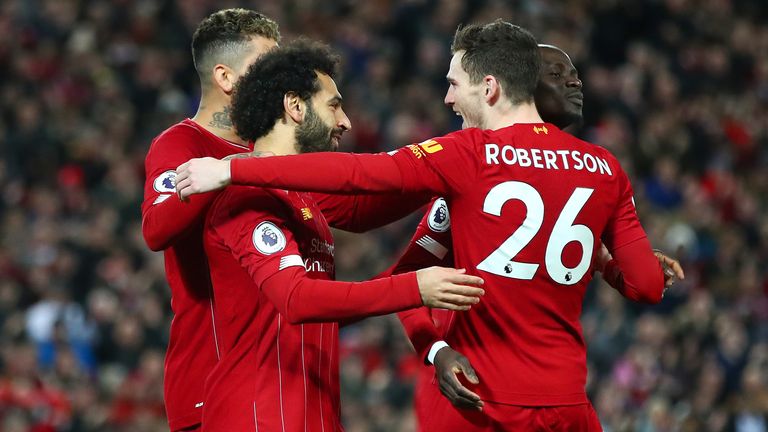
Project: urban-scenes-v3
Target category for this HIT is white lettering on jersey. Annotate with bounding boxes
[543,150,558,169]
[516,148,531,167]
[531,149,544,168]
[571,151,584,170]
[310,238,335,256]
[502,146,516,164]
[486,144,500,164]
[484,144,612,176]
[303,258,334,274]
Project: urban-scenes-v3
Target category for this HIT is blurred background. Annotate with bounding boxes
[1,0,767,431]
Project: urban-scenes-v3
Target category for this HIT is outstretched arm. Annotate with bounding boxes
[596,243,684,294]
[175,136,467,200]
[602,237,666,303]
[262,266,483,324]
[175,152,414,199]
[211,188,484,325]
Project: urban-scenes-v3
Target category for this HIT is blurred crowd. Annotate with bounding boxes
[0,0,767,431]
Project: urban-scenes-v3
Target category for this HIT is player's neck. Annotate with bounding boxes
[252,122,298,156]
[485,101,544,130]
[192,95,248,145]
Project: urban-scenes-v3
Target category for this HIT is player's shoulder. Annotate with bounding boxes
[148,119,206,151]
[437,127,485,145]
[416,128,485,157]
[208,186,285,225]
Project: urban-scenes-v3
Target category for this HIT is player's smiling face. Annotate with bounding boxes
[296,72,351,154]
[444,51,485,129]
[534,46,583,129]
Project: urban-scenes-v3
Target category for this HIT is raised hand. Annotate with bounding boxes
[416,267,484,311]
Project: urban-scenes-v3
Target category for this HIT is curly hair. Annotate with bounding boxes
[192,8,280,84]
[231,38,339,142]
[451,20,541,105]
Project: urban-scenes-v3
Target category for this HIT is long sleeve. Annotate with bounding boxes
[607,237,665,304]
[209,186,425,324]
[261,266,423,324]
[229,134,477,197]
[142,122,251,251]
[313,192,431,233]
[142,193,218,251]
[231,152,409,193]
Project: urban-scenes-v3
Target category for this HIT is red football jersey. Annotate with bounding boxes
[202,186,422,432]
[391,123,658,405]
[141,119,252,430]
[142,120,426,430]
[202,187,339,432]
[229,122,664,406]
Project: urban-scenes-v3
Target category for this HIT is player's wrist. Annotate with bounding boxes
[426,341,449,365]
[223,160,233,186]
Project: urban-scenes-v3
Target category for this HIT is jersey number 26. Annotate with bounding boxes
[477,181,595,285]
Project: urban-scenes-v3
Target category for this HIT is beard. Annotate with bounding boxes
[295,104,337,154]
[457,95,485,129]
[462,109,484,129]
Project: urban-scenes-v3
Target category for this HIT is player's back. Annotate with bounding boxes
[141,119,252,430]
[443,123,644,406]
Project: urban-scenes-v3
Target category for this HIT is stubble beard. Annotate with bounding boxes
[295,103,335,154]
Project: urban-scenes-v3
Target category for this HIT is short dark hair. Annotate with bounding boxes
[231,39,339,142]
[451,20,541,104]
[191,8,280,83]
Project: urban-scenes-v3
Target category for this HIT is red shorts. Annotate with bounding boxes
[415,376,602,432]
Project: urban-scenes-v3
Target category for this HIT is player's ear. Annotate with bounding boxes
[284,92,304,124]
[213,64,238,94]
[484,75,500,104]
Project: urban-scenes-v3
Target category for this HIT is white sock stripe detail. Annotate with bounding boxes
[279,254,304,270]
[415,236,449,259]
